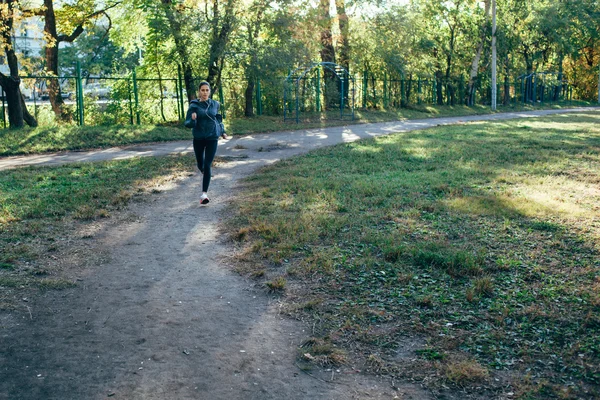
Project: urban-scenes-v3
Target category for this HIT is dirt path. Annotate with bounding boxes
[1,108,598,399]
[1,144,429,399]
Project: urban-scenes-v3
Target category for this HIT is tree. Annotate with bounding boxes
[237,0,269,117]
[318,0,336,108]
[20,0,120,121]
[158,0,196,101]
[0,0,37,128]
[465,0,490,106]
[206,0,239,96]
[59,25,138,78]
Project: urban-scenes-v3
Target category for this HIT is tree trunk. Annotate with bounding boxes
[21,92,38,127]
[207,0,237,97]
[0,0,37,128]
[445,26,456,105]
[523,50,534,102]
[436,69,444,105]
[503,55,511,105]
[405,75,413,106]
[335,0,349,103]
[244,78,255,117]
[43,0,70,121]
[0,76,24,128]
[242,2,265,118]
[319,0,336,109]
[161,0,195,101]
[466,0,491,106]
[155,45,167,122]
[555,54,563,101]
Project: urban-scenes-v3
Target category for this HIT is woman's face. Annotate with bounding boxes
[198,85,211,101]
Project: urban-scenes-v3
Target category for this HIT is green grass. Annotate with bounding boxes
[0,154,195,288]
[0,124,191,156]
[1,100,594,156]
[225,111,600,398]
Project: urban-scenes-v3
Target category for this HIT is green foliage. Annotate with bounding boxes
[59,26,139,77]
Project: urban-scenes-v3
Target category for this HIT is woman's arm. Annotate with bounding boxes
[184,106,196,128]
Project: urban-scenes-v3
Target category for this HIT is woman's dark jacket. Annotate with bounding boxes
[184,99,224,140]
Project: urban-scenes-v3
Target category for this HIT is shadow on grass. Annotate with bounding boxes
[227,113,600,397]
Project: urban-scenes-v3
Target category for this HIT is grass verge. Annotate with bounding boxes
[225,111,600,398]
[1,101,594,156]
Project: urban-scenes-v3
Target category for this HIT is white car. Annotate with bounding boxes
[86,83,110,99]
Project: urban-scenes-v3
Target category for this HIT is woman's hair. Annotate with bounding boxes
[198,81,211,90]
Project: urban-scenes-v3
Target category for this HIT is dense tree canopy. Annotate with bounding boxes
[1,0,599,127]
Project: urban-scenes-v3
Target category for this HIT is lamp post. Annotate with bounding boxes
[491,0,497,110]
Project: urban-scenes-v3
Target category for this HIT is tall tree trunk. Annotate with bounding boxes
[466,0,491,106]
[523,49,534,102]
[405,75,413,106]
[0,0,37,128]
[433,47,444,105]
[436,69,444,105]
[207,0,237,97]
[242,1,265,117]
[555,53,563,101]
[161,0,195,101]
[335,0,349,71]
[0,75,24,128]
[319,0,336,109]
[445,26,456,105]
[335,0,349,103]
[503,55,511,105]
[244,78,255,117]
[154,45,166,122]
[43,0,70,121]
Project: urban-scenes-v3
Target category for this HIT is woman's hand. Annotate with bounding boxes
[191,112,197,120]
[221,133,228,139]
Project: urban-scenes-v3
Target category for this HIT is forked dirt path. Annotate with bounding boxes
[1,108,598,400]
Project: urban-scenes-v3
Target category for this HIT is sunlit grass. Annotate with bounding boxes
[225,111,600,398]
[2,101,595,156]
[0,124,191,156]
[0,154,195,288]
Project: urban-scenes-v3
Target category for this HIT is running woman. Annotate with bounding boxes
[184,81,228,205]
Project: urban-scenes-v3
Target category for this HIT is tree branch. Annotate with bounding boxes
[57,3,120,43]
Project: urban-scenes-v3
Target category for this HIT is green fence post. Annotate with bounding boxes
[383,74,388,109]
[128,78,134,125]
[1,89,5,129]
[175,79,181,120]
[362,69,367,108]
[340,78,345,119]
[133,68,140,124]
[401,76,405,108]
[179,66,185,119]
[76,61,84,126]
[295,83,299,124]
[316,68,321,113]
[373,75,377,108]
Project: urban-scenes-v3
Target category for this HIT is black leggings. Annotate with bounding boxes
[192,138,218,192]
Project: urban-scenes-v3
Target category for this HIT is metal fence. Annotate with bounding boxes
[0,66,582,129]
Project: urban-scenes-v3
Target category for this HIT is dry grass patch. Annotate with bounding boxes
[444,359,489,385]
[300,338,347,367]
